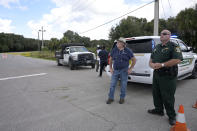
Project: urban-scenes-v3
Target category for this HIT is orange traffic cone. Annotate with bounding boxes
[170,105,191,131]
[192,100,197,109]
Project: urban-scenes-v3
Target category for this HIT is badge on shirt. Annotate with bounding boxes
[162,48,169,53]
[175,47,181,52]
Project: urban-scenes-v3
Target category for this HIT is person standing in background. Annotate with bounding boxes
[98,46,108,77]
[96,45,101,72]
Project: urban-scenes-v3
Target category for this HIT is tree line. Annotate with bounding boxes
[109,4,197,51]
[0,33,39,53]
[47,30,111,51]
[0,4,196,53]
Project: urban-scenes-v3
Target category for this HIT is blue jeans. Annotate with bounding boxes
[108,67,128,99]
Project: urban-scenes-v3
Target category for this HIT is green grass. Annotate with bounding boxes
[8,47,97,61]
[9,51,56,61]
[29,51,56,60]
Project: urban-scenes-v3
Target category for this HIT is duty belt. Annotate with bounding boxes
[154,66,178,77]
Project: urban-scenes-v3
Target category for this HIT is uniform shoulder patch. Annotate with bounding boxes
[175,47,181,52]
[171,41,179,47]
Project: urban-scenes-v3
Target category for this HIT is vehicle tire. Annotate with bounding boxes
[69,60,75,70]
[57,58,62,66]
[190,62,197,79]
[92,64,95,69]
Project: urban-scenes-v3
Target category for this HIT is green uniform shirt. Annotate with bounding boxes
[151,41,183,63]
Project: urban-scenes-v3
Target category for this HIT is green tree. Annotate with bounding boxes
[176,6,197,50]
[60,36,70,44]
[109,16,149,42]
[48,38,60,50]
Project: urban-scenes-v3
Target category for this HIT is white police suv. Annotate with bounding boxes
[106,36,197,84]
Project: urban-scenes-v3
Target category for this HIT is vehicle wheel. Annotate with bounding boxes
[69,61,75,70]
[57,58,62,66]
[190,62,197,79]
[92,64,95,69]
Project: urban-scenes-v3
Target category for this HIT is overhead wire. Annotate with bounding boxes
[167,0,171,9]
[160,0,166,18]
[79,0,154,34]
[73,0,96,11]
[71,0,83,10]
[167,0,174,17]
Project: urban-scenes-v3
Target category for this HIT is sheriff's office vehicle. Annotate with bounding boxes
[55,44,96,70]
[106,36,197,84]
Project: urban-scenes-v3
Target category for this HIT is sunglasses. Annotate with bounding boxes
[161,32,170,35]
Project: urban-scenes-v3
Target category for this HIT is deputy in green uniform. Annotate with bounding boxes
[148,30,183,125]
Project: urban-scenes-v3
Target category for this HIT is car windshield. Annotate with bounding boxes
[127,39,154,53]
[70,46,88,53]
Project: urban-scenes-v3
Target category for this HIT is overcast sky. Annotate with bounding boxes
[0,0,197,40]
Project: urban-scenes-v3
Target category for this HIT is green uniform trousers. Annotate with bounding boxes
[152,72,176,118]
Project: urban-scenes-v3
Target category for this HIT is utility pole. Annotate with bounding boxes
[38,31,40,51]
[154,0,159,36]
[39,26,46,50]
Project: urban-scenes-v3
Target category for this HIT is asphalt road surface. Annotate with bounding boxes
[0,54,197,131]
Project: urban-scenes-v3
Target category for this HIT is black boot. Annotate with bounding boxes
[147,109,164,116]
[169,117,176,125]
[106,99,114,104]
[119,98,125,104]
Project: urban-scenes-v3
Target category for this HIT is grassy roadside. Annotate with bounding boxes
[7,47,97,61]
[8,51,56,61]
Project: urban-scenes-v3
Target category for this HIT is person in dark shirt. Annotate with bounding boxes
[148,30,183,125]
[98,46,108,77]
[106,37,136,104]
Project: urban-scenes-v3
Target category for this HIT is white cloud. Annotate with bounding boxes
[0,0,28,10]
[28,0,141,40]
[27,0,197,40]
[0,18,14,33]
[0,0,19,8]
[17,5,28,10]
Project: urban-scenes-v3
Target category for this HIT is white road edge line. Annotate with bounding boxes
[0,73,47,81]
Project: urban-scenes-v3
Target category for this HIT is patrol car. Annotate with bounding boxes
[55,44,96,70]
[106,36,197,84]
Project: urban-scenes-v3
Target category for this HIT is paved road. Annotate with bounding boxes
[0,54,196,131]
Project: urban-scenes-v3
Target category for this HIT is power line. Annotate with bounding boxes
[167,0,171,9]
[73,0,96,11]
[160,0,166,18]
[79,0,154,34]
[167,0,173,17]
[71,0,82,10]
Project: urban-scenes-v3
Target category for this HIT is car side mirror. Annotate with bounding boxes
[187,47,193,52]
[63,50,69,54]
